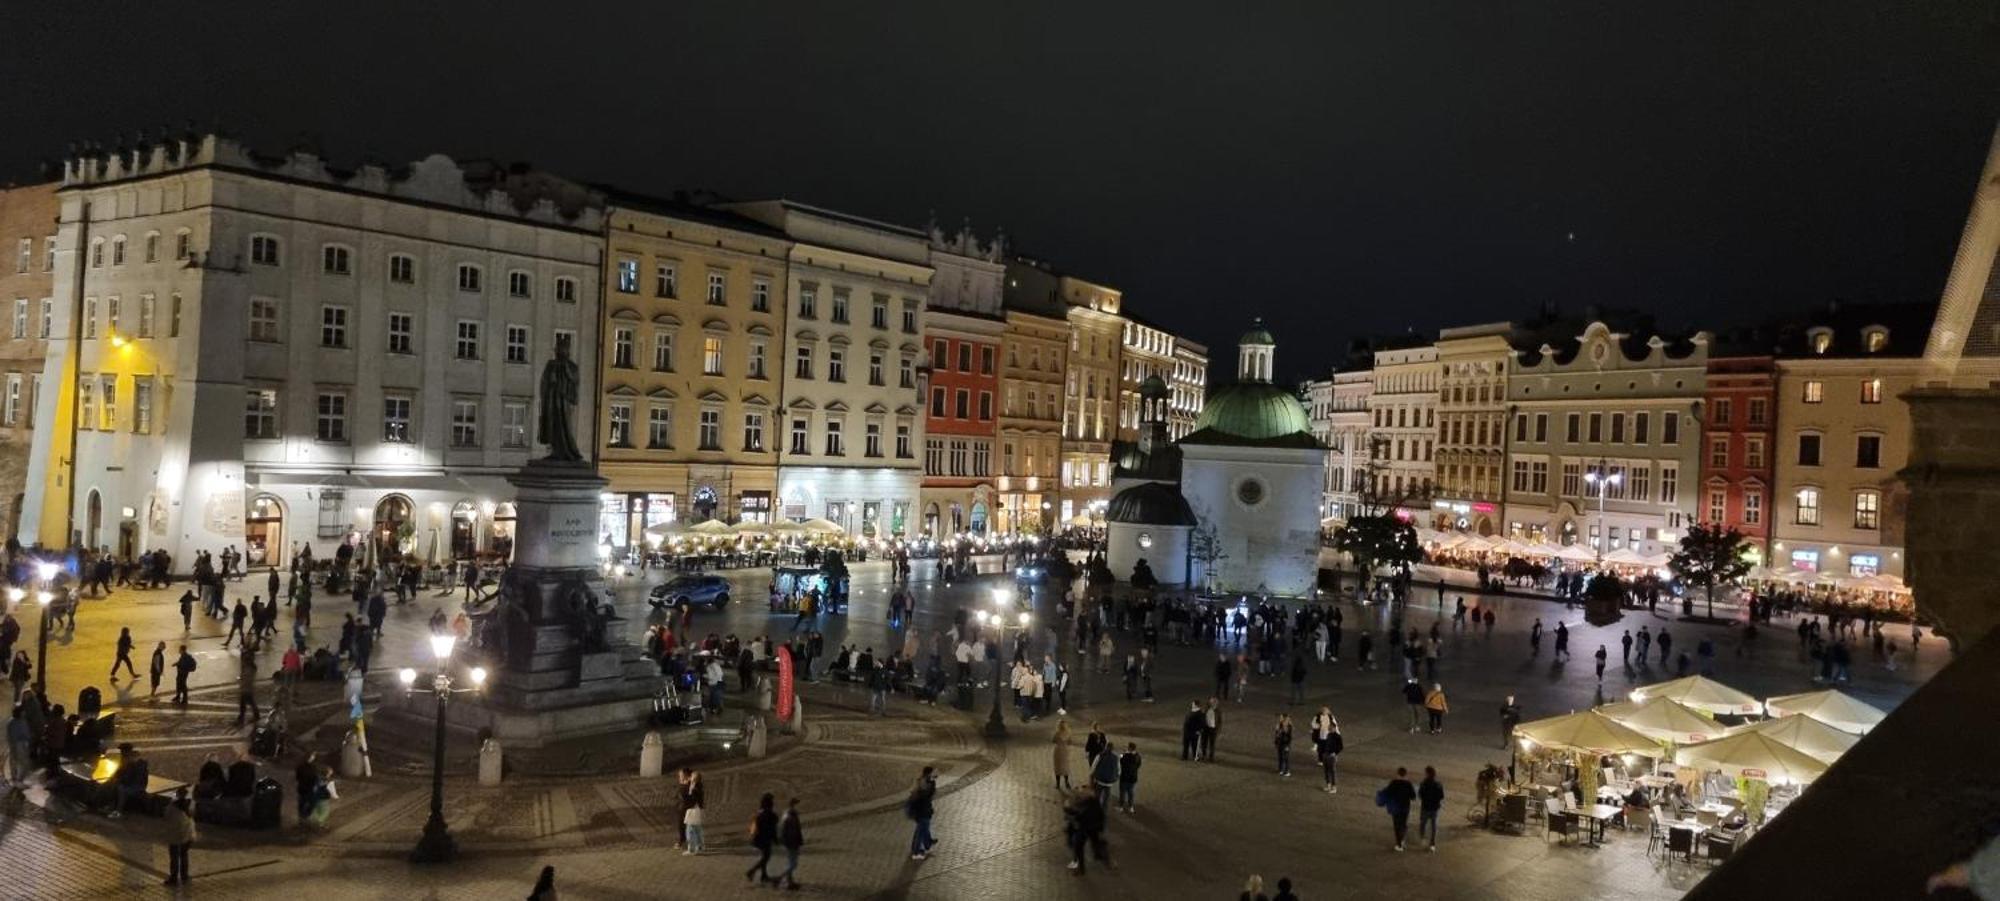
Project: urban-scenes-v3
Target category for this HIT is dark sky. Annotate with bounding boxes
[6,2,1996,381]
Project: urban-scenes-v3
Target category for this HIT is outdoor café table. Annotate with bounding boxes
[1636,774,1674,789]
[1578,804,1622,846]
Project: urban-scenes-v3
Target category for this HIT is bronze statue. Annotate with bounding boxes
[538,336,584,462]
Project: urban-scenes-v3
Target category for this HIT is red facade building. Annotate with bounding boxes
[1700,354,1777,562]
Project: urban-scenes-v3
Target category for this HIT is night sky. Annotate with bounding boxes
[5,3,1996,381]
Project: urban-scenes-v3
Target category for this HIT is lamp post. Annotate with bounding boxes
[975,588,1029,740]
[32,560,58,697]
[1582,462,1622,566]
[400,633,486,863]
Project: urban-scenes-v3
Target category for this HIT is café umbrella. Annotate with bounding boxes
[687,519,732,535]
[1595,696,1722,745]
[1725,714,1860,764]
[1629,675,1761,716]
[1513,710,1665,757]
[1674,731,1829,786]
[800,518,845,534]
[1762,689,1887,735]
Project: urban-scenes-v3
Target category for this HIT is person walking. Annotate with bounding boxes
[1418,766,1445,851]
[1061,787,1110,875]
[1273,713,1294,776]
[906,767,938,860]
[1594,644,1608,682]
[1499,695,1521,749]
[171,645,197,705]
[1181,701,1203,760]
[1529,619,1542,656]
[1116,743,1141,812]
[1620,630,1633,666]
[224,600,248,649]
[1553,621,1570,661]
[775,798,804,889]
[148,642,167,697]
[234,646,260,727]
[1052,718,1074,791]
[1378,767,1418,851]
[1311,707,1342,793]
[1402,679,1425,733]
[1090,741,1119,808]
[1657,627,1673,665]
[178,590,195,632]
[682,771,706,854]
[162,787,196,886]
[1423,684,1449,734]
[110,627,138,681]
[744,792,779,885]
[1202,697,1221,761]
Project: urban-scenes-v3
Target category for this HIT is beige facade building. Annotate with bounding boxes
[1771,306,1934,579]
[1433,323,1513,534]
[0,182,56,540]
[595,196,792,549]
[997,306,1065,534]
[1366,340,1438,518]
[1058,276,1124,527]
[1117,317,1175,443]
[1168,338,1207,440]
[1324,366,1375,522]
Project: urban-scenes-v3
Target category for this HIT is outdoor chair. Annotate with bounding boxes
[1546,808,1580,846]
[1624,806,1651,834]
[1647,819,1665,857]
[1696,810,1721,829]
[1668,826,1697,862]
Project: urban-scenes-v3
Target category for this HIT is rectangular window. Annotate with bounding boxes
[1802,380,1823,404]
[900,300,919,334]
[506,325,530,364]
[612,327,634,368]
[703,336,724,375]
[1532,459,1549,493]
[1709,436,1729,468]
[82,297,96,339]
[250,235,280,266]
[455,320,481,360]
[608,402,633,447]
[13,239,26,274]
[1660,465,1679,506]
[389,254,415,284]
[1512,459,1529,492]
[79,379,96,430]
[1707,489,1727,524]
[1534,413,1548,442]
[827,348,845,383]
[651,331,674,372]
[900,357,915,389]
[1587,412,1602,443]
[451,400,479,447]
[1797,433,1822,466]
[865,421,883,457]
[555,277,578,303]
[824,419,844,456]
[1662,412,1679,445]
[706,272,725,305]
[1745,436,1765,469]
[508,271,532,299]
[10,300,24,339]
[388,313,414,354]
[1629,464,1650,501]
[931,339,948,370]
[322,245,351,275]
[137,294,154,337]
[1856,434,1882,469]
[649,405,673,449]
[99,376,116,430]
[1860,378,1883,404]
[249,298,280,342]
[1514,414,1527,443]
[1795,488,1820,526]
[743,412,764,451]
[698,409,721,449]
[168,295,180,338]
[979,391,993,420]
[958,344,972,372]
[1566,413,1580,443]
[798,284,817,319]
[830,289,849,323]
[790,417,809,455]
[320,305,348,348]
[1633,412,1649,445]
[795,346,814,379]
[925,438,944,476]
[245,389,278,439]
[316,392,348,442]
[1,374,17,425]
[1747,398,1768,426]
[868,353,884,387]
[748,342,766,379]
[1854,490,1880,529]
[896,423,913,458]
[144,233,159,263]
[871,298,888,329]
[751,278,770,312]
[617,259,640,294]
[383,396,412,443]
[457,265,482,293]
[502,402,528,448]
[955,389,970,419]
[1743,490,1762,525]
[1713,398,1732,425]
[106,296,120,336]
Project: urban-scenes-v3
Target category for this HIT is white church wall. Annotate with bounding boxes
[1181,446,1325,596]
[1107,521,1188,584]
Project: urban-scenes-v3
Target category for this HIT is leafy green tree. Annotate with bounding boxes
[1334,513,1423,593]
[1669,524,1753,618]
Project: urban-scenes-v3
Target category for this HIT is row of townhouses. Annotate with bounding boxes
[1303,304,1940,580]
[0,136,1207,565]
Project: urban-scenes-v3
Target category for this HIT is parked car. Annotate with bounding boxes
[648,574,732,610]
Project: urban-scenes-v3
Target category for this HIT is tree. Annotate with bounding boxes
[1668,524,1753,619]
[1189,523,1225,596]
[1334,513,1423,593]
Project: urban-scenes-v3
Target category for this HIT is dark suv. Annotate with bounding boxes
[648,574,732,610]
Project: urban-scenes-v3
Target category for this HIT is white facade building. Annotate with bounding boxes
[726,201,930,538]
[1324,367,1375,523]
[1366,341,1439,518]
[24,137,603,566]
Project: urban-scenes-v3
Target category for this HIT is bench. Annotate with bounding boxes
[55,760,188,816]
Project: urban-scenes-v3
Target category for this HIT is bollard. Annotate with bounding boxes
[746,716,768,758]
[781,697,805,738]
[638,731,665,777]
[478,738,504,786]
[757,675,774,712]
[339,728,367,779]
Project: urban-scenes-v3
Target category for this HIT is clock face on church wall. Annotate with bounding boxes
[1236,477,1266,507]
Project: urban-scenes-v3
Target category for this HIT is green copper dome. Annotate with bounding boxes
[1186,382,1314,444]
[1108,481,1197,526]
[1240,318,1276,346]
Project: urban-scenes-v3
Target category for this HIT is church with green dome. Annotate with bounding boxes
[1106,320,1328,595]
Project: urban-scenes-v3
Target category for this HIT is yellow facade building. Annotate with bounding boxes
[596,196,791,549]
[996,307,1066,534]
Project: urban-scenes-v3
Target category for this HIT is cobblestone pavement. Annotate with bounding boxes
[0,553,1948,898]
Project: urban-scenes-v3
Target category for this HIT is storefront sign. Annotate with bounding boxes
[775,645,795,722]
[1790,550,1820,572]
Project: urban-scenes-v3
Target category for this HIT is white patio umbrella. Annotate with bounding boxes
[729,520,771,535]
[1603,547,1649,566]
[1555,544,1597,563]
[642,520,687,538]
[1596,696,1725,745]
[686,519,731,535]
[1675,731,1829,786]
[766,519,805,534]
[1725,714,1861,764]
[800,518,846,534]
[1630,675,1761,716]
[1762,689,1887,735]
[1513,710,1665,757]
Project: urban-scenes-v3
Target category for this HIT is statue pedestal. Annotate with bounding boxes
[442,461,659,746]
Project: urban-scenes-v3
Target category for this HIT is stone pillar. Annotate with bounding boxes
[1901,387,2000,647]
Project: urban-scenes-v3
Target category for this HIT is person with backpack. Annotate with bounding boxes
[906,766,938,860]
[1090,741,1119,808]
[744,792,778,885]
[171,645,197,705]
[1377,767,1418,851]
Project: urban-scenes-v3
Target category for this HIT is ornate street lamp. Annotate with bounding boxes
[29,588,51,698]
[1583,462,1623,566]
[400,633,486,863]
[975,588,1030,740]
